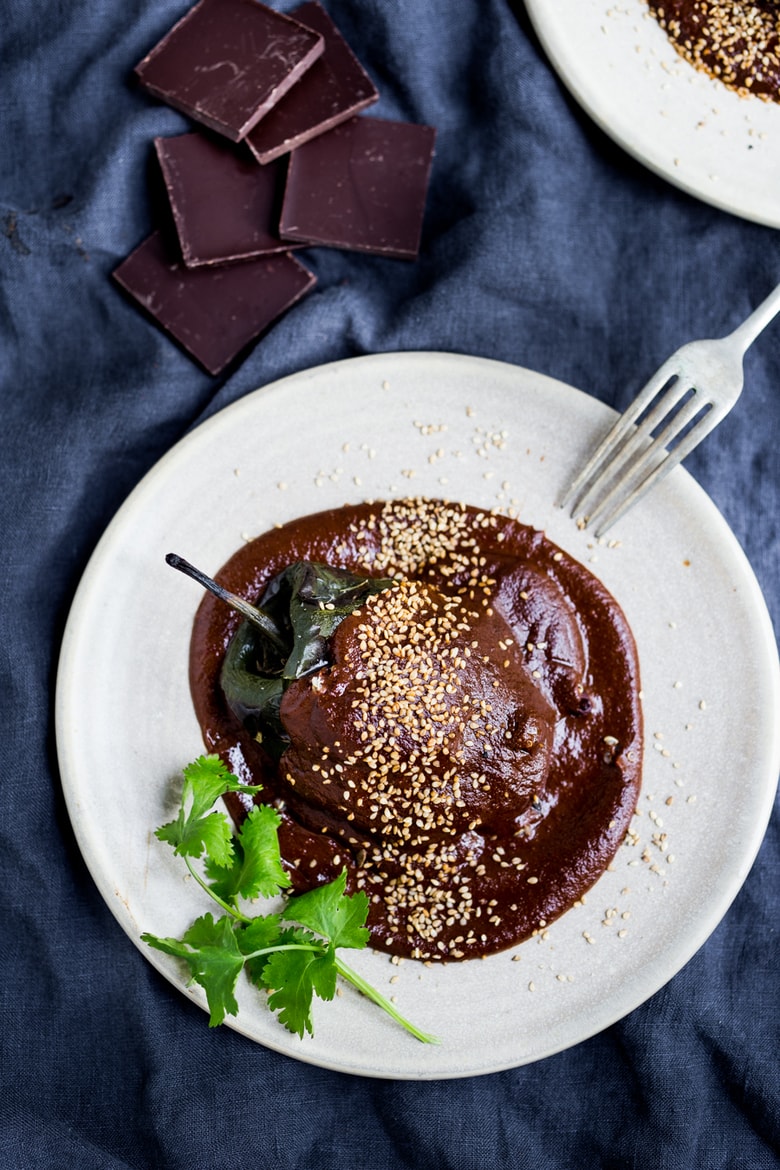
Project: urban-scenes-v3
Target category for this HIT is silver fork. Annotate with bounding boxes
[561,282,780,536]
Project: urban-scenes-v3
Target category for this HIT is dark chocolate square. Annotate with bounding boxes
[113,230,316,375]
[245,1,378,165]
[134,0,324,142]
[279,116,436,259]
[155,133,294,267]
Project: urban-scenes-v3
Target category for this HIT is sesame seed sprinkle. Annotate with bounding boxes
[647,1,780,102]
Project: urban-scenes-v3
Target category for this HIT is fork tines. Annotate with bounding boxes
[561,362,724,536]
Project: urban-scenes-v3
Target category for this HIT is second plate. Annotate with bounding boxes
[526,0,780,227]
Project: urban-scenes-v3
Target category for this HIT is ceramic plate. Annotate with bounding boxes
[525,0,780,227]
[56,352,779,1079]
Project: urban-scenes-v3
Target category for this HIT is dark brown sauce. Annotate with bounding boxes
[648,1,780,100]
[189,498,643,961]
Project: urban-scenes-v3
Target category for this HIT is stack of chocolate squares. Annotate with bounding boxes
[114,0,436,375]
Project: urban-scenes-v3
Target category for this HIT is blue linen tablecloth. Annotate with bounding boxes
[1,1,778,1166]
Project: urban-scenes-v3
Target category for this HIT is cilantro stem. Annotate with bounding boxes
[243,943,323,959]
[184,856,252,923]
[334,956,439,1045]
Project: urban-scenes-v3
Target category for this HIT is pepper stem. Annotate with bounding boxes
[166,553,286,650]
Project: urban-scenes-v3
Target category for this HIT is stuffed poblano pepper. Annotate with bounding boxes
[167,553,393,758]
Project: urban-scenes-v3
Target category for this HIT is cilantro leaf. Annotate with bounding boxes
[155,754,262,864]
[282,869,370,950]
[204,804,289,901]
[261,941,337,1038]
[182,755,238,819]
[142,913,244,1027]
[157,808,235,866]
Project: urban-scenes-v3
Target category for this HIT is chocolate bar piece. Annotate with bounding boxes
[134,0,324,142]
[113,230,316,374]
[279,116,436,259]
[155,133,295,267]
[246,1,378,164]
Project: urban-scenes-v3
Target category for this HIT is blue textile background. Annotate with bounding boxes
[1,1,778,1166]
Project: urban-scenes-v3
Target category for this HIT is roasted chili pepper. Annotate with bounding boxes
[167,553,393,758]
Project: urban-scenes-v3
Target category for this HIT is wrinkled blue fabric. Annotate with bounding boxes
[1,1,778,1167]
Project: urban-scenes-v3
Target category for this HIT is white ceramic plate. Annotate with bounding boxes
[56,352,779,1079]
[525,0,780,227]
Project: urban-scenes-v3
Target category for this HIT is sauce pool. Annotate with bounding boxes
[189,498,643,961]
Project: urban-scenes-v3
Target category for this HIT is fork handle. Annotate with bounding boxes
[726,280,780,354]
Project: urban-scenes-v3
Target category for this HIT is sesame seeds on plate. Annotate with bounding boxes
[647,1,780,101]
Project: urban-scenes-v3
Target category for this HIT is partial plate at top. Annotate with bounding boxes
[55,352,780,1079]
[525,0,780,228]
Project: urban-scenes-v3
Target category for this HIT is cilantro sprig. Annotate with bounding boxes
[143,755,437,1043]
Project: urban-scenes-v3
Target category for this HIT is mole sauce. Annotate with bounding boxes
[648,1,780,101]
[189,498,643,961]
